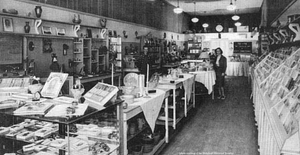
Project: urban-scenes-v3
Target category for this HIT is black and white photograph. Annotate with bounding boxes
[2,0,300,155]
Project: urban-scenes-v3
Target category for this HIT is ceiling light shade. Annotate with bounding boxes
[192,17,199,23]
[235,22,242,27]
[173,7,183,14]
[191,2,198,23]
[202,23,209,28]
[232,15,240,21]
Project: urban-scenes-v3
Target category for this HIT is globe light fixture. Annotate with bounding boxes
[235,22,242,27]
[202,23,209,28]
[232,15,240,21]
[227,0,236,11]
[174,7,183,14]
[191,2,198,23]
[173,0,183,14]
[192,17,199,23]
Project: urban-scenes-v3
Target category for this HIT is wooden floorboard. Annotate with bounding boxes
[160,76,259,155]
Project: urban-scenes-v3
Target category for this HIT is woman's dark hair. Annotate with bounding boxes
[215,47,223,54]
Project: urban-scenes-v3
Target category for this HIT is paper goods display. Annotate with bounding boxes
[0,98,19,109]
[13,100,54,116]
[53,96,77,104]
[0,77,30,88]
[45,104,88,117]
[40,72,68,98]
[84,82,118,110]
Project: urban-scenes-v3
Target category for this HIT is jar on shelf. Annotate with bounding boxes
[35,6,42,18]
[24,21,30,33]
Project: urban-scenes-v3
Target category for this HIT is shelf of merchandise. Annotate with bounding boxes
[0,13,79,39]
[252,45,300,155]
[73,38,109,76]
[140,36,163,70]
[0,98,124,155]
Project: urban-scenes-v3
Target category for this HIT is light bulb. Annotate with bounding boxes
[191,17,199,23]
[173,7,183,14]
[232,15,240,21]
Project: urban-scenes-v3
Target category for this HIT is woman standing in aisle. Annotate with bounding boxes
[214,47,227,100]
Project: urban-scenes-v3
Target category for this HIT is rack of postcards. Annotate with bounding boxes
[252,45,300,154]
[254,46,298,85]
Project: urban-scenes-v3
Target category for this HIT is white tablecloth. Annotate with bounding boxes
[128,89,166,132]
[189,71,216,94]
[226,62,249,76]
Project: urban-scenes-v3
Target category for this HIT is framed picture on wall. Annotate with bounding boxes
[2,18,13,32]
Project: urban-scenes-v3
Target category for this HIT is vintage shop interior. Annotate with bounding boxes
[0,0,300,154]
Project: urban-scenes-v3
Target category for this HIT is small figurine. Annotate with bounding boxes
[71,78,85,104]
[49,53,60,72]
[28,76,43,101]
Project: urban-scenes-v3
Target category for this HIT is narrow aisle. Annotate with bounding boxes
[161,77,259,155]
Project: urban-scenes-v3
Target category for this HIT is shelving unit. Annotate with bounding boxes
[73,38,108,76]
[253,44,300,154]
[109,37,122,73]
[140,36,163,70]
[92,38,108,73]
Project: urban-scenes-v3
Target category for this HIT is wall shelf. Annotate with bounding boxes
[0,12,36,20]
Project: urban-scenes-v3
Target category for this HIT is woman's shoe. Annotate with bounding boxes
[217,96,221,99]
[221,96,226,100]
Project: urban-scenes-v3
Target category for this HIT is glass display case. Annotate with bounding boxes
[0,95,123,155]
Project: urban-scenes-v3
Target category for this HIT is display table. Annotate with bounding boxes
[122,89,170,155]
[157,74,196,128]
[122,73,196,155]
[226,62,249,76]
[189,70,216,99]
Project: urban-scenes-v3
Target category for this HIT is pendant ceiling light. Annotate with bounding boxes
[202,23,209,28]
[191,2,199,23]
[173,0,183,14]
[231,8,239,21]
[227,0,236,11]
[232,15,240,21]
[235,22,242,27]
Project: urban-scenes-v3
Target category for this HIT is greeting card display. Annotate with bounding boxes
[40,72,68,98]
[84,82,118,110]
